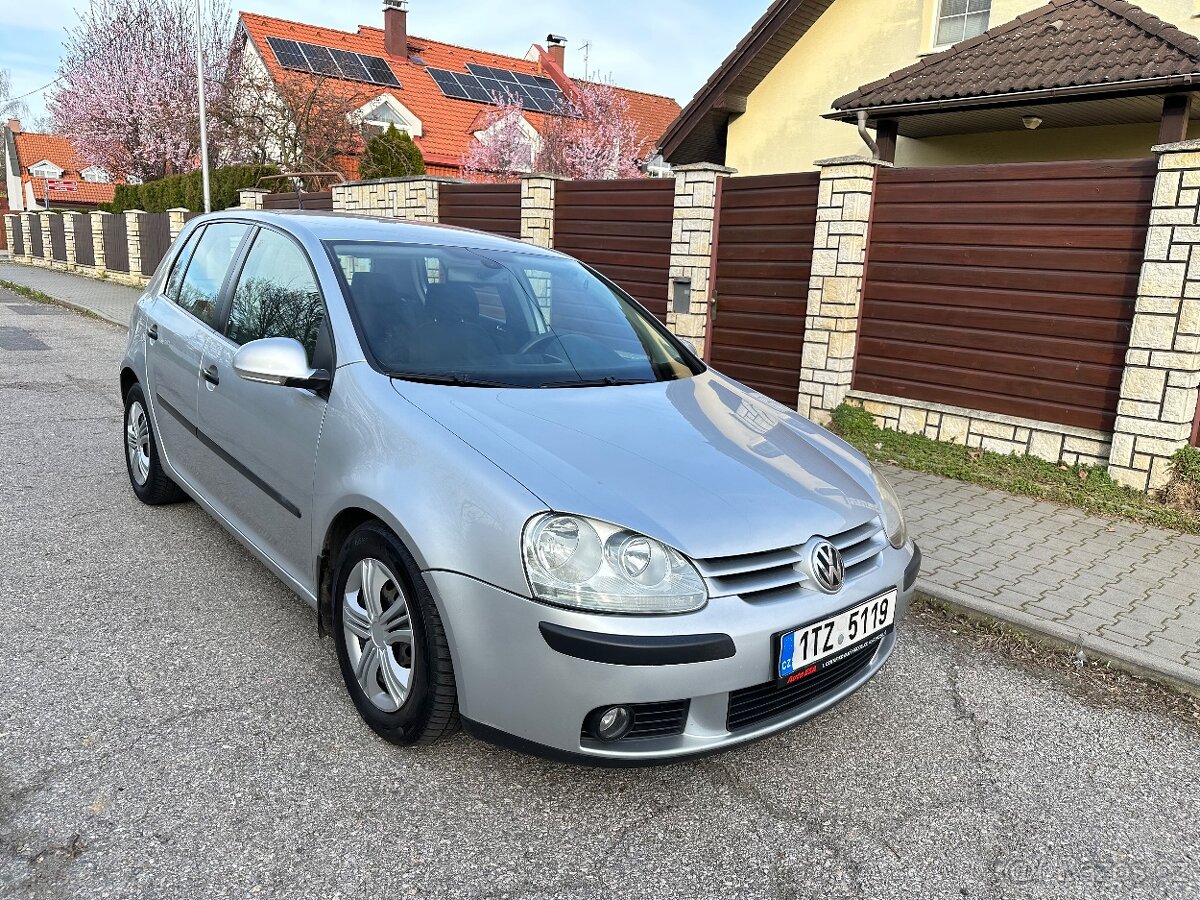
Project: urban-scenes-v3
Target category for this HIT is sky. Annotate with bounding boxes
[0,0,766,129]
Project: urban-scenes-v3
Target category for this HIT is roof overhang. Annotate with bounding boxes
[658,0,834,164]
[828,75,1200,137]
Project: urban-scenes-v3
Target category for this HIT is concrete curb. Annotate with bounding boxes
[918,579,1200,696]
[33,292,128,329]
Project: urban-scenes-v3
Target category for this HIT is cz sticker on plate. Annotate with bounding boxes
[776,589,896,683]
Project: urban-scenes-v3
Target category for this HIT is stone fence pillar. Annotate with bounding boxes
[168,208,190,241]
[239,188,268,210]
[62,211,79,268]
[90,211,108,271]
[520,175,558,249]
[331,177,460,220]
[125,210,144,280]
[667,163,735,351]
[4,214,23,258]
[796,156,886,423]
[1109,139,1200,491]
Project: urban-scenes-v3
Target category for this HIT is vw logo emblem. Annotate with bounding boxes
[810,540,845,593]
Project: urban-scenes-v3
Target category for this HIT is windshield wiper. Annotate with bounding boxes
[539,376,656,388]
[387,371,523,388]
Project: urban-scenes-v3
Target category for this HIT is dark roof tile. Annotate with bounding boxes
[833,0,1200,113]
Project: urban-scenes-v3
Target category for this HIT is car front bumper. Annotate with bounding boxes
[427,542,919,764]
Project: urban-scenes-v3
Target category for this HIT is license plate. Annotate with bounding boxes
[776,590,896,682]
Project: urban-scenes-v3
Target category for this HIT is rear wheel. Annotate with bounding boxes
[332,522,459,745]
[123,382,187,505]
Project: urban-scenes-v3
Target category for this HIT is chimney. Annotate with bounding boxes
[6,118,20,134]
[546,34,567,70]
[383,0,408,60]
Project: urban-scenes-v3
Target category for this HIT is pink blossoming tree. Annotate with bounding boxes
[462,82,650,182]
[48,0,234,182]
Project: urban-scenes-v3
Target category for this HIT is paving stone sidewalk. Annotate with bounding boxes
[891,465,1200,690]
[0,261,140,327]
[4,262,1198,690]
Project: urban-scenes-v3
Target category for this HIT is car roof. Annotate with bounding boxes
[193,209,562,259]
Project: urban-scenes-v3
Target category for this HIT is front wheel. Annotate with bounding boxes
[123,382,187,505]
[332,522,459,745]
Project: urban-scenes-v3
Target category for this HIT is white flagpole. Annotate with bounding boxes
[195,0,212,212]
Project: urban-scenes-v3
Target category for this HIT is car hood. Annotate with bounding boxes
[391,371,881,560]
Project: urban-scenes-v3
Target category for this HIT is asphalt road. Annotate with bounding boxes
[1,289,1197,900]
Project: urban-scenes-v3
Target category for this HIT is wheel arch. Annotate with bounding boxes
[316,501,426,635]
[120,366,138,401]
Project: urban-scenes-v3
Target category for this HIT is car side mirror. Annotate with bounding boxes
[678,336,699,356]
[233,337,330,390]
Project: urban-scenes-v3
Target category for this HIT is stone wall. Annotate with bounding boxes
[667,164,733,349]
[796,157,882,423]
[851,391,1112,468]
[519,176,557,249]
[1108,139,1200,491]
[332,177,453,220]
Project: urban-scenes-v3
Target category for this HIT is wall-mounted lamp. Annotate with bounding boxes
[1022,116,1043,130]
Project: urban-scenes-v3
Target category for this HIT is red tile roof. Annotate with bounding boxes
[832,0,1200,114]
[238,11,681,175]
[13,132,116,205]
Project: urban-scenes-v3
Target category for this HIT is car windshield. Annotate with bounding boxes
[326,241,703,388]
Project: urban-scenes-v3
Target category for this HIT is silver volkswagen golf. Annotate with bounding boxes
[119,210,919,764]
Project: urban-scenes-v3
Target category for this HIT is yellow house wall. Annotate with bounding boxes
[725,0,1200,174]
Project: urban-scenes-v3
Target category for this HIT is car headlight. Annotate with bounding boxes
[871,464,908,549]
[522,513,708,615]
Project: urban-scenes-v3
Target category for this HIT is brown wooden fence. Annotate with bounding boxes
[439,183,522,239]
[855,159,1155,432]
[49,215,67,262]
[102,215,129,272]
[709,172,820,405]
[554,179,675,319]
[139,213,172,275]
[263,190,333,210]
[74,215,94,267]
[27,216,43,258]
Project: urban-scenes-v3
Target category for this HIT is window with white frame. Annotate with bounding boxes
[934,0,991,48]
[356,93,423,137]
[81,166,111,183]
[28,160,63,179]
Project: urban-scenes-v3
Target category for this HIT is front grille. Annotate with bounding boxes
[580,700,690,742]
[725,634,884,732]
[694,518,886,602]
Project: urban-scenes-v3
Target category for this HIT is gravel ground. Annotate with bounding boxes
[1,290,1197,900]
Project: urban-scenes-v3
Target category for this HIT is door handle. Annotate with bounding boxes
[202,364,220,386]
[147,322,159,341]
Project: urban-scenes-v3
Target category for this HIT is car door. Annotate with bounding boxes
[193,226,333,588]
[145,221,251,487]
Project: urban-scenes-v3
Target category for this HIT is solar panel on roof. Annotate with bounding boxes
[266,37,308,72]
[330,48,370,81]
[301,43,339,76]
[265,36,399,87]
[426,65,570,114]
[361,55,401,87]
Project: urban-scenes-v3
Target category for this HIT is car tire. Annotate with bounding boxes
[123,382,187,505]
[331,522,459,746]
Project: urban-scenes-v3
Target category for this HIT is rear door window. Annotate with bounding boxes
[174,222,250,326]
[164,226,204,301]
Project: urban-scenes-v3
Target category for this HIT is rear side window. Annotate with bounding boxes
[164,226,204,301]
[175,222,250,325]
[225,228,325,360]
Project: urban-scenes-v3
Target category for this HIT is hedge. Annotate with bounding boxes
[102,164,281,214]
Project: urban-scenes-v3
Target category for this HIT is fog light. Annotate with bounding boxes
[588,705,633,742]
